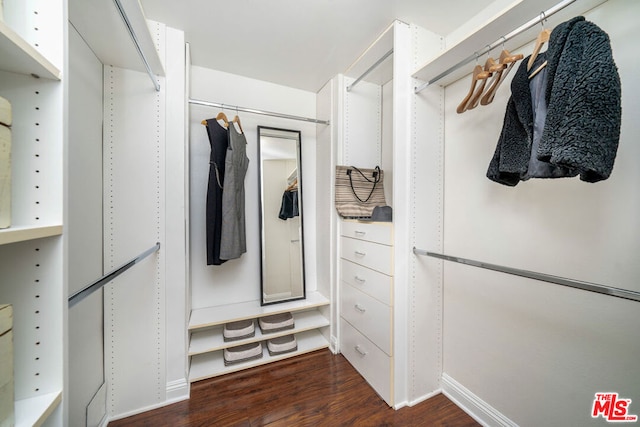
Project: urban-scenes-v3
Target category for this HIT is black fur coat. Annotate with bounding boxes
[487,16,621,186]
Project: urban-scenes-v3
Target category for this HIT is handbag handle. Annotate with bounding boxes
[346,166,381,203]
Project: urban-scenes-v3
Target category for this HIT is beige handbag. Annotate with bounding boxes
[335,165,387,219]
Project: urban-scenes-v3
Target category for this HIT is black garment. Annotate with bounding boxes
[487,16,621,186]
[205,119,229,265]
[278,189,299,220]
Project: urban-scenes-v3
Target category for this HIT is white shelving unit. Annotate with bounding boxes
[0,1,65,425]
[188,291,330,382]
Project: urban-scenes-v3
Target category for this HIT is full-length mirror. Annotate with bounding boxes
[258,127,305,305]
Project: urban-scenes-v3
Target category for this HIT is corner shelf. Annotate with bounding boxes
[0,20,61,80]
[0,224,63,246]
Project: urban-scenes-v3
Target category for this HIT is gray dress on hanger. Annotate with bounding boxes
[220,123,249,260]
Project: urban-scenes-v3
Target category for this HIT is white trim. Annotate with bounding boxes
[441,373,516,427]
[166,378,190,403]
[407,388,442,407]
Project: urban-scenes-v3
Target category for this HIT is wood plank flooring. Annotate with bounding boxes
[109,350,480,426]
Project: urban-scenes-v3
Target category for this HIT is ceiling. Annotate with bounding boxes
[139,0,496,93]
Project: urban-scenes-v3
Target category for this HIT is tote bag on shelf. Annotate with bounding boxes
[335,165,387,219]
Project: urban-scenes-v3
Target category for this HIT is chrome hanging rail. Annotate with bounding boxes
[413,247,640,303]
[414,0,577,93]
[189,99,330,125]
[112,0,161,92]
[68,242,161,308]
[346,48,394,92]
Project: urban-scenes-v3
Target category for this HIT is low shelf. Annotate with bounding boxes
[189,329,329,382]
[15,390,62,427]
[189,310,330,356]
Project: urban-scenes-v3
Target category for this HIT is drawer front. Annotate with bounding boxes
[341,283,391,355]
[341,237,392,275]
[341,221,392,245]
[341,259,392,306]
[340,320,392,406]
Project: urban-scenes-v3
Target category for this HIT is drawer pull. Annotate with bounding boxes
[354,304,366,313]
[354,230,366,236]
[354,251,366,257]
[355,345,368,356]
[354,275,366,283]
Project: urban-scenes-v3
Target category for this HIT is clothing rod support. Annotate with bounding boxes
[347,48,394,92]
[414,0,577,93]
[112,0,161,92]
[68,243,161,308]
[189,99,330,125]
[413,247,640,303]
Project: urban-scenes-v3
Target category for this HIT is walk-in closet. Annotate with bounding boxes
[0,0,637,425]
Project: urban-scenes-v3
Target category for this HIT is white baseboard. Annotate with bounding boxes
[166,378,190,403]
[407,388,443,407]
[107,378,190,423]
[441,373,516,427]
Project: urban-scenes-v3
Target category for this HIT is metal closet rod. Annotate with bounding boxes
[414,0,577,93]
[68,242,161,308]
[112,0,161,92]
[347,48,394,92]
[189,99,330,125]
[413,247,640,303]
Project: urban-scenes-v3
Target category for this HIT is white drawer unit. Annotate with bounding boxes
[340,236,393,276]
[339,220,394,406]
[341,259,392,306]
[340,319,392,405]
[341,220,392,245]
[340,283,392,355]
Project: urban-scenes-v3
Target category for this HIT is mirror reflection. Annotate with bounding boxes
[258,127,305,305]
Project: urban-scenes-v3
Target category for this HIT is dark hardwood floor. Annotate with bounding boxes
[109,350,480,426]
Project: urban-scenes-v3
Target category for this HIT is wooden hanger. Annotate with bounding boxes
[527,27,551,71]
[286,178,298,192]
[480,49,524,105]
[201,112,230,127]
[216,111,229,128]
[529,60,548,79]
[466,56,503,110]
[456,64,485,114]
[232,114,243,133]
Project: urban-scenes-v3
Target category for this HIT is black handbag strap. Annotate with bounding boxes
[347,166,381,203]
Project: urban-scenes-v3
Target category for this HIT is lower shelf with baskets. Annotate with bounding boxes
[188,292,330,382]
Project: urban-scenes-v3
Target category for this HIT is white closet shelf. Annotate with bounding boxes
[188,329,329,382]
[189,291,330,331]
[189,310,330,356]
[15,390,62,427]
[0,20,61,80]
[0,224,63,246]
[411,0,607,87]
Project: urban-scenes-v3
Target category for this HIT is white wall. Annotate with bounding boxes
[189,66,318,309]
[437,1,640,425]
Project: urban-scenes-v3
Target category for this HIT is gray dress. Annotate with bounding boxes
[220,123,249,260]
